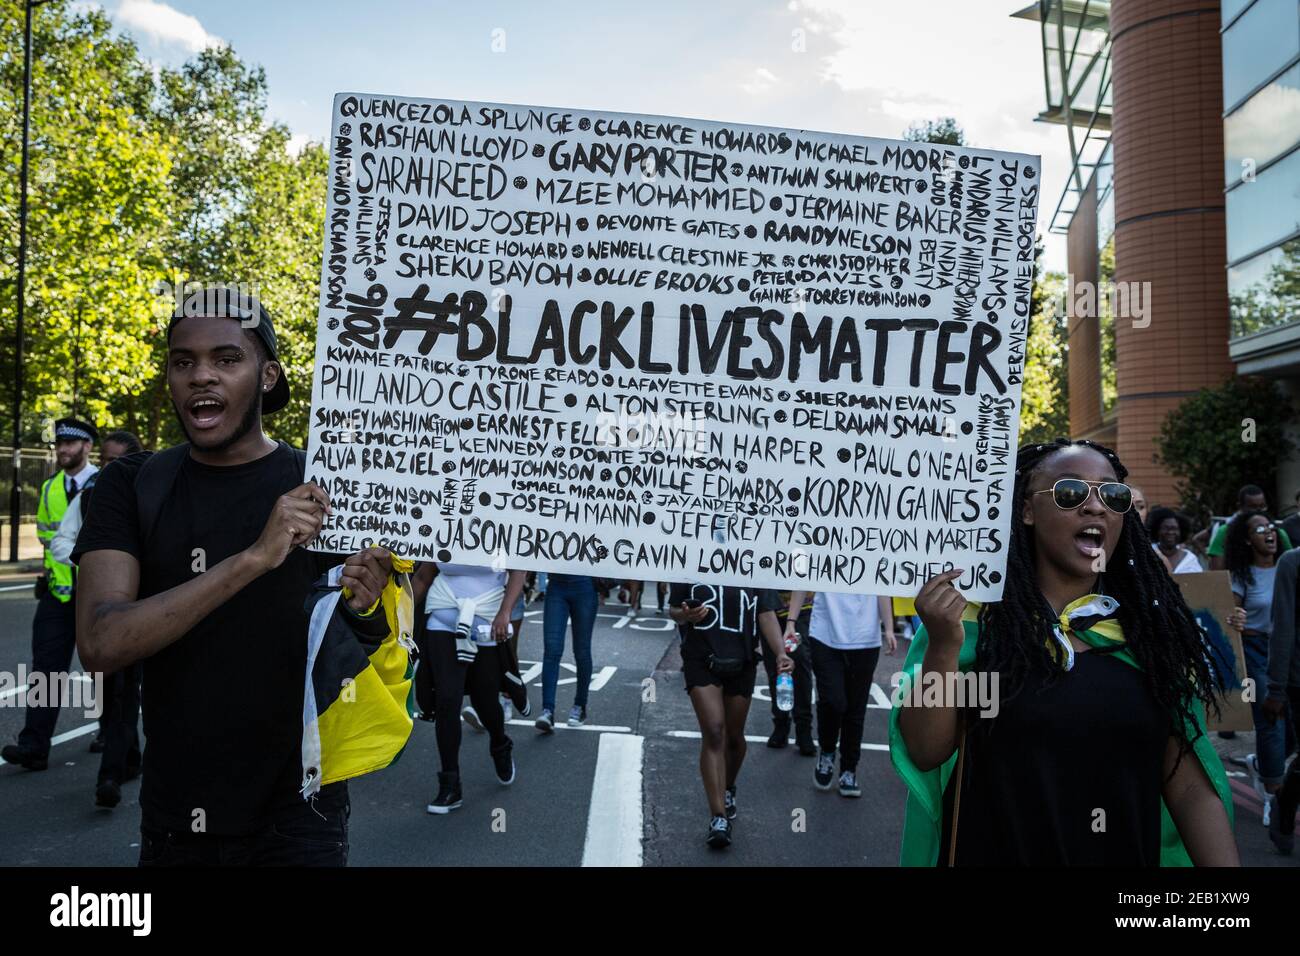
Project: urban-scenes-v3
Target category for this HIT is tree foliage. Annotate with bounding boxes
[0,0,324,449]
[902,117,966,147]
[1155,376,1296,521]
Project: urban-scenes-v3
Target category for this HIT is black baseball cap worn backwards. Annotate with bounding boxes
[167,284,290,415]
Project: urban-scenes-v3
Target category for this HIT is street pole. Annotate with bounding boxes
[9,2,36,562]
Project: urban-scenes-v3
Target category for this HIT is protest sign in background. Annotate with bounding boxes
[1174,571,1253,733]
[306,93,1040,600]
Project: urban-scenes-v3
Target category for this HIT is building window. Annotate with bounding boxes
[1223,0,1257,28]
[1225,62,1300,185]
[1226,147,1300,264]
[1230,237,1300,338]
[1222,0,1300,111]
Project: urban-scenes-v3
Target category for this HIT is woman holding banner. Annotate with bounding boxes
[891,439,1238,866]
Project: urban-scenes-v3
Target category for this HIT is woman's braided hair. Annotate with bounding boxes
[1223,508,1269,590]
[975,438,1217,748]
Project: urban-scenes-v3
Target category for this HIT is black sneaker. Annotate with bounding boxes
[492,739,516,786]
[535,709,555,734]
[705,814,732,849]
[724,786,738,821]
[767,720,790,749]
[89,732,105,754]
[426,771,462,814]
[838,769,862,798]
[1,744,47,771]
[95,780,121,808]
[795,724,816,757]
[814,748,835,790]
[1268,796,1294,855]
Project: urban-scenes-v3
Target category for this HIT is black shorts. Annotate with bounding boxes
[682,652,757,698]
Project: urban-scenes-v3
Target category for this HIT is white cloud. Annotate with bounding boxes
[114,0,223,53]
[740,67,781,96]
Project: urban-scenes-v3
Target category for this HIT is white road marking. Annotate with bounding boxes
[664,730,889,751]
[581,732,644,867]
[869,683,893,709]
[0,584,34,593]
[506,719,632,733]
[0,721,98,765]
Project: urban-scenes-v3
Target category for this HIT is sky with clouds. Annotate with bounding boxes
[83,0,1071,269]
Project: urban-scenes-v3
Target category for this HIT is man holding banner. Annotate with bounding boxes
[72,286,399,866]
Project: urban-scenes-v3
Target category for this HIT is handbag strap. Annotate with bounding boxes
[947,713,968,867]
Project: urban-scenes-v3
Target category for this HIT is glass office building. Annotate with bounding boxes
[1019,0,1300,504]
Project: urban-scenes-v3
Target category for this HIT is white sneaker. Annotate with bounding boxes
[1246,754,1275,825]
[501,694,513,722]
[461,705,485,733]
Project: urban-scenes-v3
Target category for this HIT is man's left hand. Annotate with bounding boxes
[341,546,393,613]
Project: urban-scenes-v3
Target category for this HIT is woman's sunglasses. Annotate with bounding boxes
[1031,478,1133,515]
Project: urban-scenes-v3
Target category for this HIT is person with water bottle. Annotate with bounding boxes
[669,583,791,848]
[786,589,895,797]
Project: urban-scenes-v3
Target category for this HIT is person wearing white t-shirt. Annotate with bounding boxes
[785,590,895,798]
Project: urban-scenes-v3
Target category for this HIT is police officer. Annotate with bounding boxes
[1,417,98,770]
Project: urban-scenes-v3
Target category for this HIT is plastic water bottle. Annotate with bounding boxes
[776,672,794,712]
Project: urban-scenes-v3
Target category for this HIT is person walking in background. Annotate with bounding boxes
[762,590,816,755]
[1147,507,1203,574]
[536,573,598,733]
[790,590,895,797]
[669,584,790,849]
[421,562,527,813]
[1,417,98,772]
[48,430,145,808]
[1266,544,1300,854]
[1225,510,1292,825]
[1206,486,1292,570]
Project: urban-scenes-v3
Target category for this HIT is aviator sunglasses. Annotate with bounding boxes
[1032,478,1133,515]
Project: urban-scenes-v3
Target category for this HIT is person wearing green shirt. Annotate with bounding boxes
[1205,485,1291,569]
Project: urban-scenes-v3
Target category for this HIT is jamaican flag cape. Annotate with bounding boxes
[301,556,417,797]
[888,595,1234,866]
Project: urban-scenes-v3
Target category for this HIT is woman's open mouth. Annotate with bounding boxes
[1074,525,1105,558]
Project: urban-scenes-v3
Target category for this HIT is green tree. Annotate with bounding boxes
[1155,376,1295,521]
[1021,266,1070,445]
[0,0,172,441]
[227,130,328,446]
[902,117,966,147]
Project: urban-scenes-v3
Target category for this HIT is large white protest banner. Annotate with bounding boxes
[306,93,1040,600]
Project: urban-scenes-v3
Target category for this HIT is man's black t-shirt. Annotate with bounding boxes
[73,441,346,835]
[668,583,781,661]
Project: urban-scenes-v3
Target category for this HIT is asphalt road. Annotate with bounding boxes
[0,579,1293,867]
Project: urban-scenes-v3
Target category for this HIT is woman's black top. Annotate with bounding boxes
[939,649,1172,866]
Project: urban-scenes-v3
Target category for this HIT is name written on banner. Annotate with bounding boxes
[306,94,1040,600]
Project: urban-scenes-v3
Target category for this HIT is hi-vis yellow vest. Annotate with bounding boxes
[36,474,74,602]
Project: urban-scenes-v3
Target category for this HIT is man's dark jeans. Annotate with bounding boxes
[138,795,350,867]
